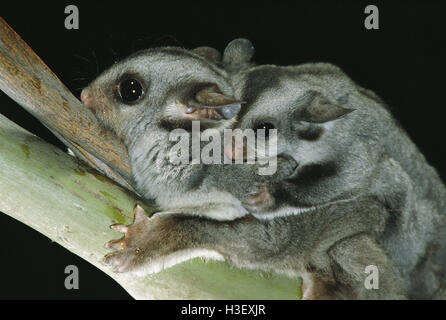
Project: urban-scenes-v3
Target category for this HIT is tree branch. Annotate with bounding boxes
[0,17,133,191]
[0,113,300,299]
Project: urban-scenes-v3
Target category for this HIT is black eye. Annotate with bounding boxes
[119,78,143,103]
[254,122,275,138]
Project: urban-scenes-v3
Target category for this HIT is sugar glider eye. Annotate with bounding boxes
[118,78,144,103]
[254,122,275,138]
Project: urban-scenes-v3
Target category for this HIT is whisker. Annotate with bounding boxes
[73,53,94,65]
[71,77,89,81]
[90,49,100,75]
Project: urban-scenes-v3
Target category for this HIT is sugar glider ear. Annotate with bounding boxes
[193,85,243,120]
[191,46,222,64]
[298,91,354,123]
[222,38,255,67]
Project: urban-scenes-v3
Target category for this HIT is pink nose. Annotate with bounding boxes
[80,88,92,106]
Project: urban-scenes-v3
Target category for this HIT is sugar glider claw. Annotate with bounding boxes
[102,205,150,273]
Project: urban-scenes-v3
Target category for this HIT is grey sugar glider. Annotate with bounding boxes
[82,40,446,299]
[80,44,247,221]
[214,45,446,299]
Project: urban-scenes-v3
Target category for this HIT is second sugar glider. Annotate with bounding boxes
[222,60,446,300]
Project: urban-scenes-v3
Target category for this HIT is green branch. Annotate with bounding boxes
[0,113,300,299]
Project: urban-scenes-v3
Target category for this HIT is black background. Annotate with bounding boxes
[1,0,445,299]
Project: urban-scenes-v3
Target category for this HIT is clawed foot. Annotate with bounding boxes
[242,185,275,212]
[103,205,156,273]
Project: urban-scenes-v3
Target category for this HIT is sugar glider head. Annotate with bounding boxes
[226,64,354,161]
[80,46,243,145]
[225,62,393,203]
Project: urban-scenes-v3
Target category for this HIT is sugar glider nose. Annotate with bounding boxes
[80,88,92,106]
[80,87,107,114]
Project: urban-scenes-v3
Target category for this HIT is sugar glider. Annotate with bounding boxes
[80,43,248,221]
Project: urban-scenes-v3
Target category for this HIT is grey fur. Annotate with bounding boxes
[84,40,446,299]
[81,45,247,219]
[213,57,446,299]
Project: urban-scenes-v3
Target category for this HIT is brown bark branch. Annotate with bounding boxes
[0,17,134,192]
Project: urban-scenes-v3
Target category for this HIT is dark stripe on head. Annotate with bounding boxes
[289,161,338,186]
[297,126,324,141]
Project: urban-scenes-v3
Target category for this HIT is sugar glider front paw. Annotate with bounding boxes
[103,205,168,273]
